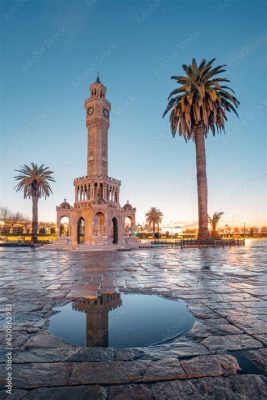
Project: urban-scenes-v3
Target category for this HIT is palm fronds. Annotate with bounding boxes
[145,207,163,228]
[208,211,224,236]
[14,162,55,199]
[164,58,240,140]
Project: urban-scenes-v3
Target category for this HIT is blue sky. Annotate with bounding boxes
[1,0,266,227]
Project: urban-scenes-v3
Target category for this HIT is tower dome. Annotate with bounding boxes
[89,74,106,99]
[59,198,71,210]
[123,201,133,210]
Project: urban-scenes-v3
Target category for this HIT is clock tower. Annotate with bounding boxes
[55,76,137,249]
[84,76,111,177]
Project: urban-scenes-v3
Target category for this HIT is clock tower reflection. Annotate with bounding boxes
[73,293,122,347]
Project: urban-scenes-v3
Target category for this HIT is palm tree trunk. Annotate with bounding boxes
[195,126,209,239]
[213,221,218,237]
[32,195,38,243]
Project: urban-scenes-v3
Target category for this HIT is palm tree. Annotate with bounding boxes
[164,58,239,239]
[208,211,224,238]
[145,207,163,234]
[14,163,55,244]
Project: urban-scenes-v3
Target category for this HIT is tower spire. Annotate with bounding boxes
[96,72,100,83]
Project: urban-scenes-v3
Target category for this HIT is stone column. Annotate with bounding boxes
[56,213,61,239]
[85,211,90,242]
[71,216,77,249]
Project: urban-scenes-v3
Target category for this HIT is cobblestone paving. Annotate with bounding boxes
[0,240,267,399]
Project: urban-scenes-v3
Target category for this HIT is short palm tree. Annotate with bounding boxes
[208,211,224,238]
[14,163,55,243]
[145,207,163,234]
[164,58,239,239]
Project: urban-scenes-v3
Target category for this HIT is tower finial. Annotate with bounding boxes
[96,72,100,83]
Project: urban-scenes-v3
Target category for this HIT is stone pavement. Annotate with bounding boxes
[0,240,266,399]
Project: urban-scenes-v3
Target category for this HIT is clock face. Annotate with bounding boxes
[87,107,94,115]
[103,108,109,117]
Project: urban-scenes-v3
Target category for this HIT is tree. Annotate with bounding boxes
[8,211,26,232]
[0,206,11,221]
[0,207,29,221]
[9,211,26,223]
[14,163,55,243]
[249,226,258,236]
[164,58,239,239]
[145,207,163,234]
[208,211,224,238]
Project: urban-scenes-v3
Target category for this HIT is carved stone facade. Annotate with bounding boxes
[56,77,136,248]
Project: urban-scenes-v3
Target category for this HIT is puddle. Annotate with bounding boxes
[48,293,195,348]
[231,350,264,375]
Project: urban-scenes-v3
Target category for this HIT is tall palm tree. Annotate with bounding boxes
[145,207,163,234]
[164,58,239,239]
[14,163,55,243]
[208,211,224,238]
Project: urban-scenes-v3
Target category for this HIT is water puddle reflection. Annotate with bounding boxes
[48,293,195,348]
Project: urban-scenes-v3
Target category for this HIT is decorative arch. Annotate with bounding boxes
[99,183,103,199]
[112,217,118,244]
[94,182,98,200]
[124,215,134,235]
[77,217,85,244]
[93,212,105,236]
[59,216,70,237]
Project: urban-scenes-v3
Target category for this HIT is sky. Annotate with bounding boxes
[0,0,266,227]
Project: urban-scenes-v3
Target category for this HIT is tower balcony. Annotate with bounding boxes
[74,175,121,186]
[74,175,121,205]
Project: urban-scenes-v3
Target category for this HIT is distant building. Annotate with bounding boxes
[0,220,56,236]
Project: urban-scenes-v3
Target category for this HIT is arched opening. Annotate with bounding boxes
[60,216,70,237]
[124,216,133,235]
[93,212,105,236]
[112,217,118,244]
[77,217,85,244]
[13,224,24,235]
[99,183,103,200]
[94,183,98,200]
[1,224,10,235]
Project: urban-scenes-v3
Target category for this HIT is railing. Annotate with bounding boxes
[150,239,245,248]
